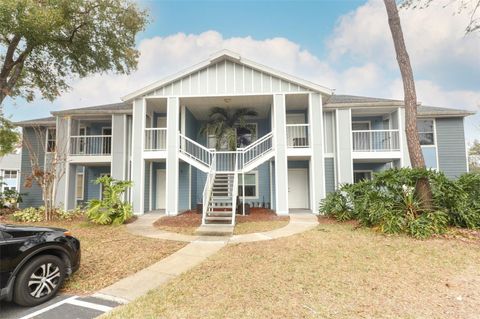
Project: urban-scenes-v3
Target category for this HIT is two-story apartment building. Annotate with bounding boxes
[16,50,474,225]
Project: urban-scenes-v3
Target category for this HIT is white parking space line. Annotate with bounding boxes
[65,299,113,312]
[18,296,78,319]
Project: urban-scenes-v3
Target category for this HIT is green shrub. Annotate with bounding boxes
[319,168,480,238]
[86,176,133,225]
[12,207,44,222]
[55,206,85,221]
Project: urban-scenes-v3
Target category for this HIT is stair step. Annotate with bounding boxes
[207,212,233,217]
[205,216,232,221]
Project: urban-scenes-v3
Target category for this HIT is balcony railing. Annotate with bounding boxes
[145,128,167,151]
[286,124,310,148]
[70,135,112,156]
[352,129,400,152]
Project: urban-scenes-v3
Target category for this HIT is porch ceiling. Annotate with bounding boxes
[181,95,272,120]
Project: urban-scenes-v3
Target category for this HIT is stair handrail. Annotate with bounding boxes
[238,132,274,169]
[179,133,214,167]
[202,153,216,225]
[230,154,239,226]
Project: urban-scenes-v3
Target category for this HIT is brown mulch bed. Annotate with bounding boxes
[154,208,290,235]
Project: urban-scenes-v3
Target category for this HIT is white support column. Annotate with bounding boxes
[165,97,180,216]
[273,94,289,215]
[55,116,70,209]
[309,93,325,212]
[65,163,77,210]
[131,98,146,214]
[111,114,127,181]
[335,108,353,184]
[398,107,411,167]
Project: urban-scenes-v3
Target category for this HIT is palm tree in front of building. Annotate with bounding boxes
[200,107,258,151]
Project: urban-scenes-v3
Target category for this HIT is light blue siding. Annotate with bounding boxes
[324,158,335,194]
[178,162,190,211]
[436,118,468,178]
[20,127,47,208]
[421,146,438,169]
[84,166,110,201]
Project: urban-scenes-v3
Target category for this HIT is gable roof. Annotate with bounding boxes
[122,50,333,101]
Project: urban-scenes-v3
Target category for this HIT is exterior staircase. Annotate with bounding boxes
[178,132,273,226]
[204,173,235,224]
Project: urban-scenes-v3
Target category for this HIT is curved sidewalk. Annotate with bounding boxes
[98,212,318,303]
[126,211,319,243]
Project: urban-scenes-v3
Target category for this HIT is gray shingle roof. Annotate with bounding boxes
[325,94,403,104]
[51,102,131,115]
[15,116,56,127]
[326,94,474,117]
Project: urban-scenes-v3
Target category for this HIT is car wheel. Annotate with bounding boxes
[13,255,66,307]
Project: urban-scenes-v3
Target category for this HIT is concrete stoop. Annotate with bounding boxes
[195,224,234,236]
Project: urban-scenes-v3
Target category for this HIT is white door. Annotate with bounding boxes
[288,168,309,209]
[156,169,166,209]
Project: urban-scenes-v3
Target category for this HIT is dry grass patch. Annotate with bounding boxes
[234,208,289,234]
[104,220,480,319]
[8,218,185,294]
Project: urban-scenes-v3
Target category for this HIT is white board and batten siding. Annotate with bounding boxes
[144,60,313,98]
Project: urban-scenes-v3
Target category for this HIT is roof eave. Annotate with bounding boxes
[51,109,132,116]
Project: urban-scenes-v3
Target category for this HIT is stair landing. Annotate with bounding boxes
[195,225,234,236]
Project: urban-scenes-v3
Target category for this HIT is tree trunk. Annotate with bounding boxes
[383,0,433,208]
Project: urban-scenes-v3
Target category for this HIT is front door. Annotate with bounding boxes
[156,169,166,209]
[288,168,309,209]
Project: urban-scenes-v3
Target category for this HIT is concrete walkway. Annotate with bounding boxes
[96,211,318,304]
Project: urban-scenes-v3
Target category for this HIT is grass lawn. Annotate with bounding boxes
[4,218,186,295]
[104,219,480,319]
[154,208,289,235]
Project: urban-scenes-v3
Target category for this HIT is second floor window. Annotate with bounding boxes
[417,119,435,146]
[3,170,18,179]
[46,128,56,152]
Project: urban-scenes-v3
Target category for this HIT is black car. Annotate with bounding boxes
[0,224,81,306]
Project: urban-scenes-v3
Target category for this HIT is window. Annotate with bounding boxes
[76,173,84,200]
[46,128,56,152]
[238,172,258,198]
[3,170,17,179]
[236,124,257,148]
[353,171,372,183]
[417,119,435,145]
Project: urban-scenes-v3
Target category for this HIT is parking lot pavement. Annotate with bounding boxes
[0,295,120,319]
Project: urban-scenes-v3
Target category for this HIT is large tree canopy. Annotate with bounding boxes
[0,0,148,106]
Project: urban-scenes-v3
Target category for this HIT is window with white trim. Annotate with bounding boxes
[3,170,17,179]
[417,119,435,145]
[238,172,258,198]
[46,128,56,152]
[76,173,84,200]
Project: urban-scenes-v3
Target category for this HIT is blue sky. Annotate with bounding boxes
[4,0,479,142]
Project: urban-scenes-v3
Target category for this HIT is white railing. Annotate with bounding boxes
[70,135,112,156]
[202,154,216,225]
[238,132,274,168]
[215,152,238,172]
[352,129,400,152]
[145,128,167,151]
[179,133,214,167]
[286,124,309,148]
[230,155,239,225]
